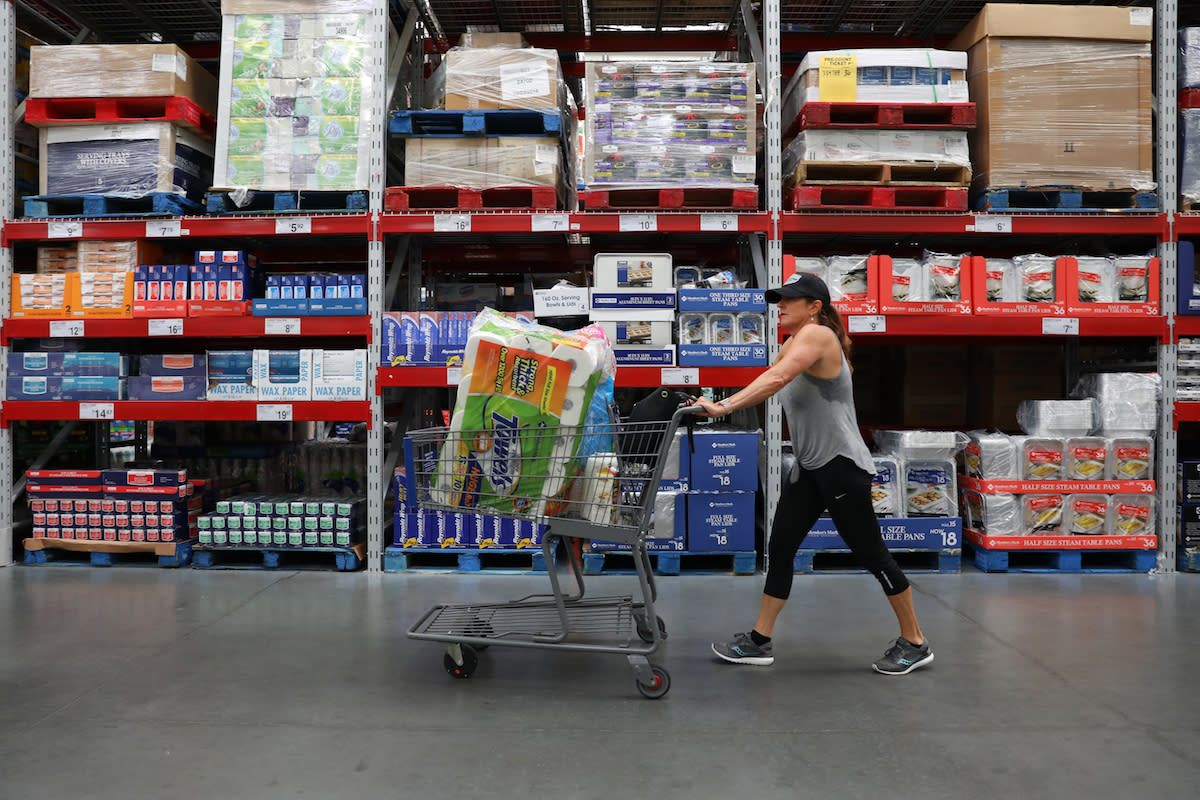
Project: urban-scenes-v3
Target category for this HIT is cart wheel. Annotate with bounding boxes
[635,613,668,644]
[636,665,671,699]
[443,645,479,679]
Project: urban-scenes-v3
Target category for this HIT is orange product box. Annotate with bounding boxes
[1060,256,1159,316]
[783,254,878,315]
[11,272,74,318]
[972,256,1066,316]
[67,271,133,318]
[875,255,974,316]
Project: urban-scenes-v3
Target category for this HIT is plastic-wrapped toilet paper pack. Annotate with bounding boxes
[437,308,614,517]
[964,432,1017,480]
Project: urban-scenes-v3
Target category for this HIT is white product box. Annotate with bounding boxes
[593,253,674,289]
[311,349,368,401]
[590,309,675,346]
[253,349,313,402]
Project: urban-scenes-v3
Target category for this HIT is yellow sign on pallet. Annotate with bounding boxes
[818,55,857,102]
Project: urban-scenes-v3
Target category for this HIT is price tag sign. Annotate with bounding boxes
[264,317,302,335]
[446,367,463,386]
[1042,317,1080,336]
[973,215,1013,233]
[818,55,857,102]
[49,320,85,338]
[148,318,184,336]
[848,315,887,333]
[662,367,700,386]
[257,404,293,422]
[531,214,569,232]
[619,214,657,233]
[79,403,115,420]
[48,221,82,239]
[433,214,471,233]
[145,219,182,238]
[533,287,589,317]
[700,214,739,232]
[275,217,312,235]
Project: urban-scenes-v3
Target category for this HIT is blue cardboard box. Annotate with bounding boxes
[590,288,677,311]
[61,376,124,400]
[611,345,676,366]
[690,429,759,491]
[7,376,63,400]
[475,514,518,549]
[590,490,687,552]
[128,376,206,401]
[8,352,127,377]
[139,354,207,378]
[678,344,767,366]
[309,297,367,316]
[678,288,766,312]
[1179,241,1200,315]
[394,511,419,546]
[687,491,755,551]
[800,516,962,550]
[253,298,308,316]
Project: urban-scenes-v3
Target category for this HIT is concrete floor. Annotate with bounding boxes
[1,566,1198,799]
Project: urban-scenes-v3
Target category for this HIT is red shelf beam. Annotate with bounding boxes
[2,316,371,345]
[377,365,766,390]
[1,401,371,426]
[836,315,1166,340]
[378,212,772,235]
[1175,214,1200,235]
[780,213,1167,237]
[1175,402,1200,426]
[2,214,373,244]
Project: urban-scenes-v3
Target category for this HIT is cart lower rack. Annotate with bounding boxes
[405,405,698,699]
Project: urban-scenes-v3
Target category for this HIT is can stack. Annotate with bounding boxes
[780,48,973,212]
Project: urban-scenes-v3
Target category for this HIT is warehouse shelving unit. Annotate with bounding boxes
[0,0,1182,573]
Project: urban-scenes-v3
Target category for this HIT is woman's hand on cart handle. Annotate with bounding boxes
[689,396,730,418]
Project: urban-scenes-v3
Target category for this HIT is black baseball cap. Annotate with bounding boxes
[765,271,832,306]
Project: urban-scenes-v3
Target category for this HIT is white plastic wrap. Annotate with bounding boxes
[1015,254,1059,303]
[1113,256,1151,302]
[1110,436,1153,480]
[904,460,957,517]
[1018,436,1064,480]
[1022,494,1064,535]
[874,429,968,461]
[870,456,901,516]
[1074,256,1116,303]
[790,256,828,286]
[981,257,1018,303]
[923,251,966,303]
[1112,494,1155,535]
[1184,109,1200,207]
[1075,373,1159,435]
[783,130,970,173]
[1066,494,1110,535]
[649,490,679,539]
[1017,400,1094,437]
[214,4,375,191]
[584,61,756,190]
[403,138,564,191]
[964,432,1018,480]
[30,44,218,109]
[963,489,1021,536]
[1065,437,1107,480]
[1183,28,1200,89]
[828,256,870,303]
[889,258,922,302]
[443,46,565,111]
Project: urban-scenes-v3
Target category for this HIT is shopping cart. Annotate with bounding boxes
[406,404,699,699]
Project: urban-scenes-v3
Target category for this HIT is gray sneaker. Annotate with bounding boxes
[872,637,934,675]
[712,632,774,666]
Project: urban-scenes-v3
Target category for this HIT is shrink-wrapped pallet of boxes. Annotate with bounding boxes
[949,4,1154,210]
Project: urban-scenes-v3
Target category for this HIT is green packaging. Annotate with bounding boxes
[321,40,364,77]
[317,116,359,155]
[319,77,361,116]
[232,40,275,79]
[234,14,279,41]
[315,155,360,190]
[230,80,271,118]
[243,528,258,546]
[216,500,230,514]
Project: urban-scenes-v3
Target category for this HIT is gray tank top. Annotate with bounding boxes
[779,351,875,476]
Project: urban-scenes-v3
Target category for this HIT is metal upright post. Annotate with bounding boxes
[762,0,783,565]
[1158,0,1179,572]
[0,0,15,566]
[366,0,388,573]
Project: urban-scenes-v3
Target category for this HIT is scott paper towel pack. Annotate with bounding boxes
[433,308,615,518]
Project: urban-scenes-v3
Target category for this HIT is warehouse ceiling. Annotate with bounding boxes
[16,0,1159,45]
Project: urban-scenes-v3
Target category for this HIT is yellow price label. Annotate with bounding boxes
[818,55,857,102]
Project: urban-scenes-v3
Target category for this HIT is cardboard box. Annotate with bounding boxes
[611,345,677,366]
[590,491,687,552]
[7,376,63,400]
[253,349,313,402]
[60,376,124,401]
[128,376,206,401]
[677,344,768,367]
[11,272,71,318]
[30,44,218,110]
[690,430,760,492]
[403,137,561,188]
[458,32,529,49]
[678,289,766,312]
[444,48,562,111]
[206,350,256,400]
[687,492,755,552]
[802,516,962,550]
[948,4,1153,192]
[594,319,673,347]
[67,272,134,319]
[139,354,206,377]
[593,253,674,289]
[311,348,367,401]
[590,288,677,311]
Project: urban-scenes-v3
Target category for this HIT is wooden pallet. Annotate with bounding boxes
[23,537,193,568]
[973,186,1158,213]
[385,185,558,211]
[793,548,961,574]
[787,184,968,211]
[204,189,368,214]
[579,187,757,210]
[23,192,203,218]
[789,161,971,187]
[192,542,365,571]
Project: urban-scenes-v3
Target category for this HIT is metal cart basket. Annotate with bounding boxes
[406,405,698,699]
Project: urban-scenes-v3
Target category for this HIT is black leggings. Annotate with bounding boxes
[765,455,910,599]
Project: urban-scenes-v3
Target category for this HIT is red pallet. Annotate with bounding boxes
[579,187,758,210]
[787,102,977,135]
[385,185,558,211]
[787,184,968,211]
[24,96,217,138]
[1183,88,1200,109]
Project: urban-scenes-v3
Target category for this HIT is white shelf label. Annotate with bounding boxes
[145,219,182,238]
[700,214,739,232]
[79,403,115,420]
[619,214,657,233]
[533,287,589,317]
[848,315,886,333]
[48,221,82,239]
[531,214,569,232]
[275,217,312,235]
[257,404,293,422]
[49,320,84,338]
[434,214,471,233]
[264,317,302,335]
[973,215,1012,233]
[1042,317,1079,336]
[662,367,700,386]
[147,318,184,336]
[446,367,463,386]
